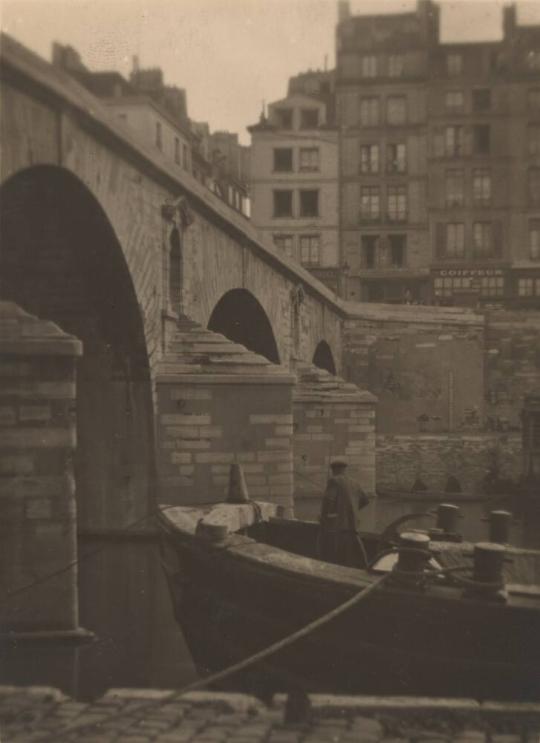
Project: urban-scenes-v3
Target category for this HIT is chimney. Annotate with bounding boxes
[503,4,517,42]
[337,0,350,23]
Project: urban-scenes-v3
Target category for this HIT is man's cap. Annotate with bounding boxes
[330,458,348,469]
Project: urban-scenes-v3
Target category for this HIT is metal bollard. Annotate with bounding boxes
[436,503,462,536]
[472,542,506,596]
[395,532,431,586]
[487,510,512,544]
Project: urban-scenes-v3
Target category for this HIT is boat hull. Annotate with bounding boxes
[160,526,540,700]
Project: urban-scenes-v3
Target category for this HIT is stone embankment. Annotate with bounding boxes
[1,686,539,742]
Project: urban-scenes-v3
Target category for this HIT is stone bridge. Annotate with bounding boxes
[0,34,358,545]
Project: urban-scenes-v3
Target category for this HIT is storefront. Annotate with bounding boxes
[431,266,507,306]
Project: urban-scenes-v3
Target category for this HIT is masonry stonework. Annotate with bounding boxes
[292,363,377,524]
[156,319,295,514]
[0,302,81,633]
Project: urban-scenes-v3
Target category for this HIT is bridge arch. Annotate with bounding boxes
[312,340,337,375]
[0,165,155,529]
[207,288,280,364]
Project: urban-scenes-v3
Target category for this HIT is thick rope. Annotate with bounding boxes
[34,572,391,742]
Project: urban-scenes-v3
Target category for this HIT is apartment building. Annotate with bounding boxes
[52,44,249,218]
[248,72,340,293]
[336,1,540,307]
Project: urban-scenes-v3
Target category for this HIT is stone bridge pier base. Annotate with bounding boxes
[292,363,377,527]
[0,302,89,692]
[156,318,296,515]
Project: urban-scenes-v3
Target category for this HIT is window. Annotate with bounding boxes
[388,185,407,222]
[445,169,464,207]
[447,53,463,76]
[274,148,293,172]
[276,108,293,128]
[117,112,128,122]
[299,147,319,172]
[389,234,406,267]
[388,55,404,78]
[299,234,320,264]
[473,169,491,206]
[446,223,465,258]
[360,186,380,220]
[528,125,540,156]
[518,277,540,296]
[273,190,293,217]
[529,219,540,260]
[360,144,379,174]
[273,234,294,258]
[299,189,319,217]
[445,91,464,112]
[472,89,491,112]
[480,276,504,297]
[473,222,493,256]
[183,145,189,170]
[359,97,380,126]
[526,50,540,72]
[174,137,181,165]
[529,169,540,206]
[387,143,406,173]
[529,89,540,112]
[156,121,163,150]
[300,108,319,129]
[360,55,377,77]
[434,276,472,297]
[361,235,378,268]
[387,96,407,125]
[473,125,490,155]
[445,126,465,156]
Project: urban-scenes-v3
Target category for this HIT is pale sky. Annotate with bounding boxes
[1,0,540,144]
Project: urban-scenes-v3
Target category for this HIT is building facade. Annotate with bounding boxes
[52,44,249,217]
[248,74,340,293]
[336,1,540,307]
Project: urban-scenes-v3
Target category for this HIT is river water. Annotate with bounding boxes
[1,535,198,700]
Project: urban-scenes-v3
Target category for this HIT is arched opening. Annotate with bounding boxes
[0,166,155,530]
[207,289,280,364]
[168,227,182,314]
[313,340,337,375]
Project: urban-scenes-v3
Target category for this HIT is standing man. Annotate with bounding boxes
[318,459,370,567]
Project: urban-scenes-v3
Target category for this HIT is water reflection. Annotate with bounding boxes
[1,536,197,700]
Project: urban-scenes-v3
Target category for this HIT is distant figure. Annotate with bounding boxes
[318,460,369,568]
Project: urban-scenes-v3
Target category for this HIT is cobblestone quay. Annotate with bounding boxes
[1,686,539,742]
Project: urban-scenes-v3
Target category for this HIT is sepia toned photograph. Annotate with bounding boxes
[0,0,539,740]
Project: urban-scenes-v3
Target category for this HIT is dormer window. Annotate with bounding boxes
[275,108,293,129]
[300,108,319,129]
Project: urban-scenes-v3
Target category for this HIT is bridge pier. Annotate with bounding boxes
[0,301,87,639]
[156,318,295,515]
[292,363,377,526]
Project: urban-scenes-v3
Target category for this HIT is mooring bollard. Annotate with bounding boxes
[472,542,506,597]
[436,503,462,537]
[395,532,431,586]
[487,510,512,544]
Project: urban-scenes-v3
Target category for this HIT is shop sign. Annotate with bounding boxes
[434,268,504,278]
